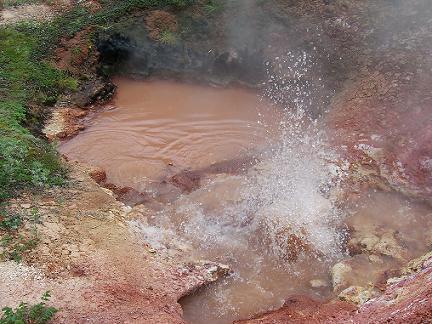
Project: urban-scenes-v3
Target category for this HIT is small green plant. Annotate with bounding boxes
[0,233,39,262]
[57,77,79,92]
[0,206,41,262]
[0,291,58,324]
[159,30,177,45]
[29,208,41,224]
[2,0,41,8]
[0,211,23,231]
[166,0,196,9]
[204,0,223,14]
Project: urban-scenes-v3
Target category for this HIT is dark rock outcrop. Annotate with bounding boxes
[71,78,116,108]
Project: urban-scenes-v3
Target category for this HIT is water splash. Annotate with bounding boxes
[239,50,344,260]
[131,52,346,323]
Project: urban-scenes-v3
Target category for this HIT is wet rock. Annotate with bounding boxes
[71,78,115,108]
[104,185,151,207]
[282,232,311,262]
[402,251,432,275]
[95,16,266,87]
[310,279,329,288]
[45,107,88,140]
[331,254,403,294]
[373,231,406,261]
[359,233,380,252]
[338,285,378,305]
[178,261,231,298]
[239,252,432,323]
[89,168,107,184]
[331,261,353,292]
[348,229,407,261]
[352,253,432,322]
[169,170,201,193]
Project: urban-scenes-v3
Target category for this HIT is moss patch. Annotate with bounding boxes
[0,28,69,201]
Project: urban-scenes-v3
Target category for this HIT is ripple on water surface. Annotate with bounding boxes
[59,79,280,192]
[59,79,432,324]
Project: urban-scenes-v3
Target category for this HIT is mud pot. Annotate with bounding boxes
[60,79,280,191]
[60,79,432,323]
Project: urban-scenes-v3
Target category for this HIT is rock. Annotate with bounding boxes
[352,252,432,322]
[310,279,329,288]
[178,261,231,298]
[338,285,378,305]
[89,168,107,184]
[373,231,406,261]
[239,252,432,323]
[331,261,353,292]
[42,222,62,240]
[169,170,201,193]
[402,251,432,275]
[95,18,266,87]
[348,229,406,261]
[105,185,151,207]
[368,254,383,264]
[71,78,115,108]
[360,234,380,251]
[70,251,81,259]
[21,203,31,209]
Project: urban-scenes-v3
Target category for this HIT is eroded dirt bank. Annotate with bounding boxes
[1,0,432,323]
[0,163,230,323]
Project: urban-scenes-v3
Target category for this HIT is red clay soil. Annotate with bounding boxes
[353,263,432,323]
[235,296,356,323]
[326,62,432,202]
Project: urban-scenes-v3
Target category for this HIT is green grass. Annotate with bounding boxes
[2,0,43,8]
[0,233,39,262]
[0,28,70,201]
[0,207,40,262]
[0,211,23,231]
[204,0,223,14]
[159,30,177,45]
[1,291,58,324]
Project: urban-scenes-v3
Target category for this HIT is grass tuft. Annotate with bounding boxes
[159,30,177,45]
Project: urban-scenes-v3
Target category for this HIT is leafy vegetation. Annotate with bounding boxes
[2,0,42,8]
[0,207,40,262]
[0,28,69,201]
[159,30,177,45]
[0,291,58,324]
[204,0,223,14]
[0,211,23,231]
[0,233,39,262]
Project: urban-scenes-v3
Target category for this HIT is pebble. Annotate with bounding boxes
[310,279,329,288]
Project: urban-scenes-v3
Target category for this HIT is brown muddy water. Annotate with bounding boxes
[60,79,280,192]
[60,79,432,324]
